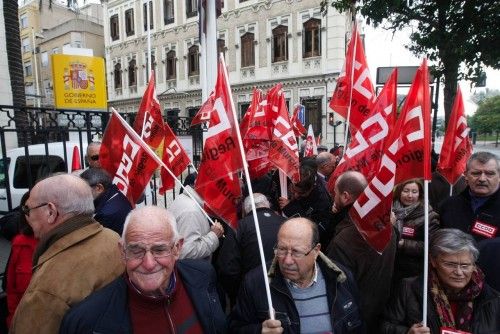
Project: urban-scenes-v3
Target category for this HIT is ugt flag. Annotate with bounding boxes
[100,109,159,206]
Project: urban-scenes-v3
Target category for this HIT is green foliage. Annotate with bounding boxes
[469,95,500,134]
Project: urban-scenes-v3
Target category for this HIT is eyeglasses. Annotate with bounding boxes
[21,203,48,216]
[89,155,99,161]
[440,261,474,273]
[274,244,317,259]
[124,243,177,260]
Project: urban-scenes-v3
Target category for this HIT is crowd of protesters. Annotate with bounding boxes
[1,143,499,333]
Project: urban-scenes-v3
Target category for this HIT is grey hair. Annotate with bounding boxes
[466,151,500,172]
[243,193,270,216]
[86,141,101,155]
[430,228,479,262]
[80,168,112,189]
[121,205,180,243]
[36,174,94,215]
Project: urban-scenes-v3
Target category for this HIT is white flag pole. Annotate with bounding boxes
[146,0,151,77]
[279,170,288,199]
[342,22,357,147]
[449,183,453,197]
[110,108,216,226]
[218,54,276,320]
[422,179,430,326]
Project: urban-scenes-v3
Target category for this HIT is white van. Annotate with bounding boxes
[0,142,88,213]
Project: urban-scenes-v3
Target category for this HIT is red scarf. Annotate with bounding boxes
[429,267,484,331]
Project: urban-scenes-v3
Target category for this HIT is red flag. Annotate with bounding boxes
[243,89,273,179]
[159,124,191,195]
[290,104,307,137]
[437,87,472,185]
[195,57,243,227]
[132,71,165,149]
[268,92,300,183]
[101,110,159,206]
[191,91,215,126]
[304,124,318,157]
[327,69,398,196]
[329,25,375,131]
[348,60,432,252]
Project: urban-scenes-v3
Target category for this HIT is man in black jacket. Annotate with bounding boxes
[440,151,500,241]
[80,168,132,235]
[229,217,365,333]
[327,171,397,334]
[60,205,227,333]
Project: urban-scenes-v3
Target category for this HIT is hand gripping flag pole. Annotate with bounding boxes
[218,54,276,320]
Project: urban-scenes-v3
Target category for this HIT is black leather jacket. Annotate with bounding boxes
[381,276,500,334]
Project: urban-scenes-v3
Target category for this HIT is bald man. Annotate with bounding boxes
[60,205,227,333]
[327,171,397,333]
[10,174,123,334]
[230,217,365,333]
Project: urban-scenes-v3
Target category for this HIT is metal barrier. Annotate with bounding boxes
[0,105,204,213]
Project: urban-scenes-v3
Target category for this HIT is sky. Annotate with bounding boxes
[363,24,500,116]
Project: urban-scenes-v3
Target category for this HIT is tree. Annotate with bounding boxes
[469,95,500,135]
[321,0,500,127]
[3,0,30,146]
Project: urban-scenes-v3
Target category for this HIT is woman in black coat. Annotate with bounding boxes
[381,229,500,334]
[392,179,440,286]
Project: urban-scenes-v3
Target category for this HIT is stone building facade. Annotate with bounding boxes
[105,0,350,147]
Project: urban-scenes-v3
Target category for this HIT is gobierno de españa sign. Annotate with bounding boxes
[52,54,107,110]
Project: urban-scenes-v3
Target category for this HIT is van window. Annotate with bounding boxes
[13,155,67,189]
[0,158,10,189]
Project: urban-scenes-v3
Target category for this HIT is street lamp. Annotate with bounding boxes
[332,120,342,147]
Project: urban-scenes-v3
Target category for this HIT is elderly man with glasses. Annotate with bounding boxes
[60,205,227,334]
[10,174,123,334]
[229,217,365,334]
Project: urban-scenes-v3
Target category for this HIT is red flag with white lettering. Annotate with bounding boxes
[329,25,375,131]
[159,124,191,195]
[244,89,273,179]
[348,60,432,252]
[268,92,300,183]
[101,110,159,206]
[191,91,215,126]
[291,104,307,137]
[133,71,165,149]
[327,69,398,196]
[195,57,242,227]
[437,87,472,185]
[304,124,318,157]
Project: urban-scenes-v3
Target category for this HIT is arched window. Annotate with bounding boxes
[188,45,199,76]
[128,59,137,87]
[114,63,122,89]
[241,32,255,67]
[303,18,321,58]
[166,50,176,80]
[272,25,288,62]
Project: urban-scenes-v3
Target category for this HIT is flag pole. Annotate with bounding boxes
[110,108,216,226]
[146,0,151,77]
[343,22,357,147]
[449,184,453,197]
[422,180,430,326]
[219,54,276,320]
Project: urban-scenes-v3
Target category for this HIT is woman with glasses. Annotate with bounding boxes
[381,228,500,334]
[392,179,440,287]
